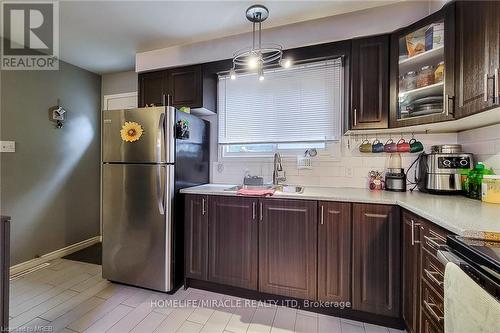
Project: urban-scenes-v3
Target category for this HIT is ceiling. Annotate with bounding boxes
[59,1,401,74]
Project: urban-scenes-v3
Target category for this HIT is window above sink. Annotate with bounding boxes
[217,58,343,157]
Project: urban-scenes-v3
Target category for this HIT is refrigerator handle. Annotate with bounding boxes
[156,165,165,215]
[157,113,165,163]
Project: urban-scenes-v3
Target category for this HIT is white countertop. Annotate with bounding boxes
[180,184,500,237]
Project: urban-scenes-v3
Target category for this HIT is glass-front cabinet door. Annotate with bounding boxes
[390,3,455,127]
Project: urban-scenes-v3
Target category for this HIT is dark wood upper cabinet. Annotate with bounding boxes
[208,196,258,290]
[167,65,203,108]
[138,71,166,108]
[259,199,317,300]
[184,194,208,281]
[317,201,351,303]
[389,3,455,127]
[352,204,401,317]
[402,211,423,333]
[350,35,390,130]
[138,64,217,112]
[455,1,500,118]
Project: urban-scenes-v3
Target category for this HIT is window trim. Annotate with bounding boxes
[218,140,344,163]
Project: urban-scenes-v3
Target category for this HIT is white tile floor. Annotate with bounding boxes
[9,259,406,333]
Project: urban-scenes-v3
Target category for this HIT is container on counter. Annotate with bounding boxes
[465,162,494,200]
[403,71,418,91]
[417,65,435,88]
[435,61,445,83]
[482,175,500,204]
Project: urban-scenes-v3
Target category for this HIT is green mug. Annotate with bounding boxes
[409,138,424,153]
[359,139,372,153]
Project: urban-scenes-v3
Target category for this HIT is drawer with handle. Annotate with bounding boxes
[422,305,444,333]
[422,225,447,258]
[422,248,445,294]
[421,279,444,330]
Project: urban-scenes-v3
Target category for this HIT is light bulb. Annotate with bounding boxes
[229,68,236,80]
[247,54,259,69]
[280,58,292,68]
[258,67,264,81]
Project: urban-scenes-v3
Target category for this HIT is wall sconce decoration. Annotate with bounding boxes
[49,99,67,128]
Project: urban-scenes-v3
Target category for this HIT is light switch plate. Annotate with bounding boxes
[0,141,15,153]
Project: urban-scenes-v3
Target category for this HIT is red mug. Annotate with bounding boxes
[397,138,410,152]
[384,139,397,153]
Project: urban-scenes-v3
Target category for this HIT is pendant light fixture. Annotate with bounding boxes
[230,4,291,81]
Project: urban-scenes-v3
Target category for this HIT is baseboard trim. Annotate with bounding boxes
[10,236,101,275]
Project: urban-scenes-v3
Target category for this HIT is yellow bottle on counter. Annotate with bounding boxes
[481,175,500,204]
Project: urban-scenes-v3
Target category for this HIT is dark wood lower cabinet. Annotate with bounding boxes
[184,195,208,280]
[184,195,455,330]
[352,204,401,317]
[208,196,258,290]
[317,201,351,303]
[0,216,10,332]
[259,199,318,300]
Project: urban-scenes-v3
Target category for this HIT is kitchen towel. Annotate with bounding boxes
[236,188,275,197]
[444,262,500,333]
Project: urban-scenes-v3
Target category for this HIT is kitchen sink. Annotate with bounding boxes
[275,185,305,194]
[224,184,304,194]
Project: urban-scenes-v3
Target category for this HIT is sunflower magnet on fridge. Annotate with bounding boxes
[120,121,144,142]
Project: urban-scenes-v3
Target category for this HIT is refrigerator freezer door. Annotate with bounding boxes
[102,163,174,291]
[102,107,175,163]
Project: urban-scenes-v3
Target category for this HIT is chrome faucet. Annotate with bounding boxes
[273,152,286,185]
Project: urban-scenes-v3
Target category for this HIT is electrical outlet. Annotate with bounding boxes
[344,167,353,177]
[0,141,15,153]
[297,156,312,169]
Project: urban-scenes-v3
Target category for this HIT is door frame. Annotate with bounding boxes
[103,92,138,111]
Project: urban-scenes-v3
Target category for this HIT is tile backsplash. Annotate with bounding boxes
[212,133,459,189]
[458,123,500,174]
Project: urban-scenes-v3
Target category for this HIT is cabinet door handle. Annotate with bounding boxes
[202,198,206,216]
[495,68,499,104]
[444,94,454,116]
[484,73,489,102]
[423,300,444,323]
[252,202,256,221]
[353,108,357,127]
[167,94,171,107]
[411,220,421,246]
[320,205,324,225]
[259,202,263,221]
[484,73,496,102]
[162,94,166,106]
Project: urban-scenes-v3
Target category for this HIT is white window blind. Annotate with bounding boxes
[218,58,343,145]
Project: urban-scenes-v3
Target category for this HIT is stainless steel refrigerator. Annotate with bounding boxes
[102,106,209,292]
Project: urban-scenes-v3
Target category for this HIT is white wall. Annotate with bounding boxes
[211,133,458,188]
[209,122,500,189]
[137,1,438,72]
[101,70,138,108]
[458,124,500,175]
